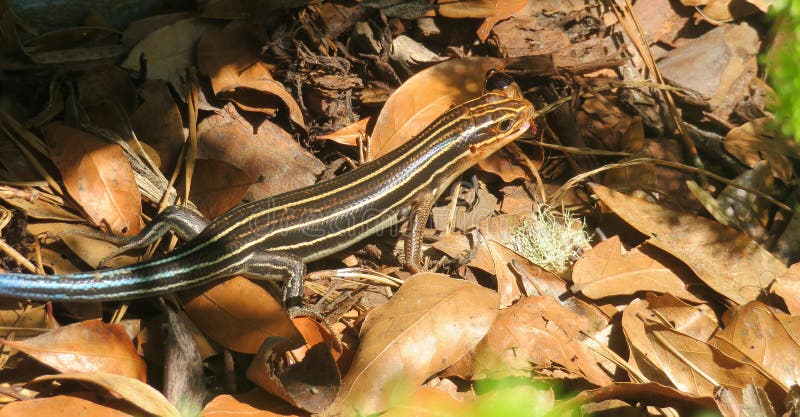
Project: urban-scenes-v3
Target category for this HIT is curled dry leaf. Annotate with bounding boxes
[713,301,800,391]
[197,22,305,130]
[247,337,340,413]
[181,276,302,354]
[44,123,143,236]
[591,184,786,305]
[473,295,612,385]
[324,273,499,417]
[32,372,180,417]
[572,236,703,303]
[121,17,219,98]
[438,0,528,41]
[1,319,146,382]
[369,57,503,160]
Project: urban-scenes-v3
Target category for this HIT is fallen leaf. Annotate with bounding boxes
[473,295,612,385]
[1,319,146,382]
[438,0,528,41]
[772,263,800,315]
[27,222,138,268]
[572,236,702,303]
[316,117,372,146]
[32,372,180,417]
[643,293,718,342]
[0,301,46,338]
[724,117,797,183]
[187,158,254,219]
[247,337,340,413]
[181,276,302,354]
[130,80,185,174]
[713,301,800,391]
[622,300,783,402]
[121,17,219,98]
[324,273,498,417]
[197,22,305,130]
[0,186,83,222]
[0,393,138,417]
[591,183,786,304]
[43,123,143,236]
[369,57,503,160]
[553,382,717,417]
[197,104,323,201]
[201,391,308,417]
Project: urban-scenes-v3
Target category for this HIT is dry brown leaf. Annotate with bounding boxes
[554,382,717,416]
[27,222,138,269]
[130,80,185,174]
[591,184,786,305]
[187,158,254,219]
[181,276,302,354]
[622,300,783,402]
[201,391,308,417]
[444,0,528,42]
[197,22,305,130]
[0,187,83,222]
[0,393,138,417]
[324,273,498,417]
[713,301,800,391]
[1,319,146,382]
[484,241,523,307]
[32,372,180,417]
[369,57,503,160]
[247,337,339,413]
[643,293,718,342]
[44,123,143,236]
[121,17,219,98]
[772,263,800,315]
[0,301,46,338]
[572,236,702,302]
[724,117,798,183]
[197,105,323,201]
[473,295,612,385]
[316,117,372,146]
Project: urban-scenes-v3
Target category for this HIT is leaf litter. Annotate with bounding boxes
[0,1,798,417]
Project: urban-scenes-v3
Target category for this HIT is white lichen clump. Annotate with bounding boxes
[510,205,591,275]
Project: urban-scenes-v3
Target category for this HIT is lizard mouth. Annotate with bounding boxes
[469,121,531,155]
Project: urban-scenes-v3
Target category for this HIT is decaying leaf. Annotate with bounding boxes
[713,301,800,391]
[724,117,798,183]
[187,158,254,219]
[43,123,143,236]
[324,273,498,417]
[0,394,139,417]
[572,236,702,302]
[201,390,309,417]
[473,295,611,385]
[197,105,323,201]
[369,57,503,160]
[2,319,146,382]
[32,372,180,417]
[121,17,219,97]
[592,183,786,304]
[772,263,800,315]
[181,276,302,354]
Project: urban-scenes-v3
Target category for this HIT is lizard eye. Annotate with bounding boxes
[497,119,513,131]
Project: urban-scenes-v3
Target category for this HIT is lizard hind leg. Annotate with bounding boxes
[95,206,209,268]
